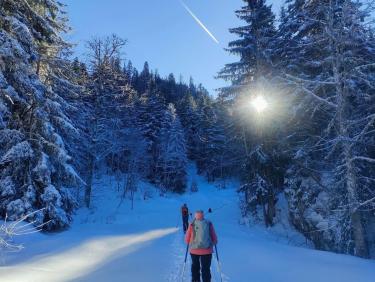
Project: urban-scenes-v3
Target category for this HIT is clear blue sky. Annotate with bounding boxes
[62,0,284,95]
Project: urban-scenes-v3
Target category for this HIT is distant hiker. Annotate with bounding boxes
[185,210,218,282]
[208,208,212,213]
[181,203,189,233]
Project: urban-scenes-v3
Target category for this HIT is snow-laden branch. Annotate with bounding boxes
[347,113,375,124]
[281,74,338,108]
[284,73,336,86]
[354,63,375,71]
[300,86,338,108]
[4,94,14,105]
[334,195,375,213]
[355,196,375,212]
[293,160,328,190]
[350,156,375,164]
[350,114,375,148]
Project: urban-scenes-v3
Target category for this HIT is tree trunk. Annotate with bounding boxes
[242,126,249,156]
[351,210,368,258]
[131,189,134,210]
[329,5,369,257]
[85,155,94,208]
[345,146,368,258]
[266,192,276,227]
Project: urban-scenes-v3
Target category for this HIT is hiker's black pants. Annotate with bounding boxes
[182,216,189,232]
[191,254,212,282]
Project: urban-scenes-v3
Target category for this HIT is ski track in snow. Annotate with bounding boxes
[1,164,375,281]
[166,230,187,282]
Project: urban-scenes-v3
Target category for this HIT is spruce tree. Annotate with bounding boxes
[136,90,169,182]
[157,104,188,193]
[218,0,276,98]
[279,0,375,258]
[0,0,81,229]
[218,0,281,226]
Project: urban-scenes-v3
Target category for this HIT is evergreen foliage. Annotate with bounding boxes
[219,0,375,258]
[0,0,81,230]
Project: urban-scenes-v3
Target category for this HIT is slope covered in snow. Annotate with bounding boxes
[0,165,374,282]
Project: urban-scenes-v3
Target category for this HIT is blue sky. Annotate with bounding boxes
[62,0,284,95]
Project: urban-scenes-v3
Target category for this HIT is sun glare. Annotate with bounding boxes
[251,96,268,113]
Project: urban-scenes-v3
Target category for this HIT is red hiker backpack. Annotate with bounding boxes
[181,206,188,216]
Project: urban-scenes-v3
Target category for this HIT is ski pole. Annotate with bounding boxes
[181,244,189,282]
[176,212,180,228]
[214,245,224,282]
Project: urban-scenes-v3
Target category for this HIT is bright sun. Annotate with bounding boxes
[251,96,268,113]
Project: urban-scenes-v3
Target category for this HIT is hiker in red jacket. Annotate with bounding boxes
[185,210,218,282]
[181,203,189,233]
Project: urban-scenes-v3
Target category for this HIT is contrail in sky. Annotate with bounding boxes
[180,1,220,44]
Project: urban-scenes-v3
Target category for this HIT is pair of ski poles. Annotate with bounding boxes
[181,244,224,282]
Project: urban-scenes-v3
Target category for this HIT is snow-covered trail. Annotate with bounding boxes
[169,172,375,282]
[1,167,375,282]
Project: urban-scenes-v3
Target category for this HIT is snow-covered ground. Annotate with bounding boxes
[0,165,375,282]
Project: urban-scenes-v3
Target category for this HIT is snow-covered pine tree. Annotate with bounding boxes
[279,0,375,258]
[133,61,151,95]
[218,0,283,226]
[123,60,225,184]
[0,0,81,229]
[177,93,202,160]
[71,57,89,86]
[217,0,277,156]
[194,101,226,182]
[207,101,241,183]
[157,104,188,193]
[217,0,276,99]
[48,53,88,202]
[136,90,169,182]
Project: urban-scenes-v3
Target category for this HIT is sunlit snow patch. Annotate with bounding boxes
[0,228,178,282]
